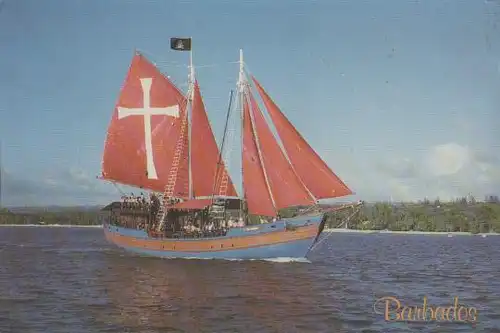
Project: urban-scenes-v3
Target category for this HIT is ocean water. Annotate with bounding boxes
[0,226,499,332]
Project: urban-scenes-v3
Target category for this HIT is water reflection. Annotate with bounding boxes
[2,227,500,332]
[97,252,345,332]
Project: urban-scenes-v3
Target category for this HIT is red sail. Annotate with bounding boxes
[101,53,189,196]
[247,92,315,209]
[242,96,276,216]
[190,81,237,197]
[252,77,352,199]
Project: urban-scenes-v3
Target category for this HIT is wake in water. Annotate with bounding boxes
[128,252,312,263]
[262,257,311,263]
[167,256,311,263]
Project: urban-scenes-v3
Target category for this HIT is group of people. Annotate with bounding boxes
[181,217,245,233]
[165,215,246,239]
[119,193,161,213]
[114,193,254,238]
[222,217,245,228]
[120,193,149,211]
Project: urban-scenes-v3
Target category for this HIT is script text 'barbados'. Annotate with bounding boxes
[373,296,477,323]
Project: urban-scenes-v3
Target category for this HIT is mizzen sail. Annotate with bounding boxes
[101,53,189,196]
[190,81,237,198]
[252,76,352,199]
[246,91,315,209]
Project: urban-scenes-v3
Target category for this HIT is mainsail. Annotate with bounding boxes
[101,52,236,202]
[101,53,189,196]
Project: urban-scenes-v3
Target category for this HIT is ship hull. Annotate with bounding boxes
[103,214,324,260]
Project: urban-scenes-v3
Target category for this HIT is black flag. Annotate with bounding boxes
[170,37,191,51]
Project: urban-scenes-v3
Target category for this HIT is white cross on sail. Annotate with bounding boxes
[117,77,180,180]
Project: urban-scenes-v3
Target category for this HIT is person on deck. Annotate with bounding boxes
[150,194,160,220]
[121,196,129,210]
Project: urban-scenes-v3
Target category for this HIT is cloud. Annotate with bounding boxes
[2,142,499,206]
[425,143,500,188]
[1,166,123,207]
[424,143,470,176]
[324,142,500,202]
[376,156,420,179]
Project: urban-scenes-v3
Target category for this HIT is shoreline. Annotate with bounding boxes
[0,225,496,236]
[323,228,498,236]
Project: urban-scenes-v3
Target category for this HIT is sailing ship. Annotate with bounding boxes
[100,38,360,260]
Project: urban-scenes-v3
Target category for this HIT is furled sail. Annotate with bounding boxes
[190,81,237,198]
[101,53,189,196]
[252,76,352,199]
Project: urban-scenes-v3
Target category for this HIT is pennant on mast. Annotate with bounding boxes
[101,53,189,196]
[170,37,192,51]
[251,76,352,199]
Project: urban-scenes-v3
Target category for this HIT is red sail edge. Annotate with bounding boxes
[251,76,353,199]
[101,53,189,196]
[190,81,237,198]
[242,96,277,217]
[247,91,315,209]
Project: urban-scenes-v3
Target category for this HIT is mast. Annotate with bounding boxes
[187,39,194,199]
[237,50,245,218]
[238,50,283,217]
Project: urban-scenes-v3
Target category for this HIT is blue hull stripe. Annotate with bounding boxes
[117,237,316,260]
[104,214,324,260]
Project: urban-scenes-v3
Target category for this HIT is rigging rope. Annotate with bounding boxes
[210,89,234,202]
[111,182,127,196]
[137,49,239,70]
[308,204,363,253]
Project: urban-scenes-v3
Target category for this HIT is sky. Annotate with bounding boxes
[0,0,499,206]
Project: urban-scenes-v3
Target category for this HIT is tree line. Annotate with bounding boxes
[2,195,500,233]
[323,195,500,234]
[0,207,103,226]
